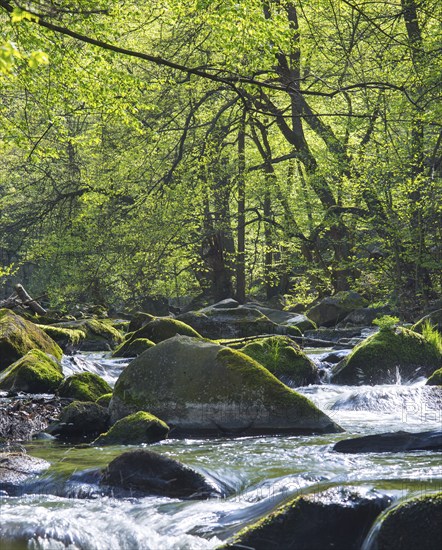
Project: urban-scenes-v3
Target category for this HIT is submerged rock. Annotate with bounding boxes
[100,449,218,499]
[333,430,442,453]
[332,327,441,385]
[112,337,155,358]
[46,401,109,439]
[0,452,50,495]
[94,411,169,445]
[371,492,442,550]
[0,350,64,394]
[223,486,391,550]
[0,309,62,371]
[240,336,317,386]
[58,372,112,402]
[109,335,341,435]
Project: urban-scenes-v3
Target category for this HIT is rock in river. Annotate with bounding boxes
[0,452,50,495]
[333,430,442,453]
[109,335,341,436]
[100,449,218,499]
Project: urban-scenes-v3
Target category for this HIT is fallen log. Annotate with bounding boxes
[14,284,47,315]
[222,333,337,349]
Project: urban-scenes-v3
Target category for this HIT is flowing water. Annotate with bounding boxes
[1,352,441,549]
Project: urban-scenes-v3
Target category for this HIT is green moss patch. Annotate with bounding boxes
[333,327,442,385]
[94,411,169,445]
[427,368,442,385]
[240,336,317,386]
[96,393,113,407]
[112,338,155,358]
[39,324,86,351]
[0,309,62,371]
[132,317,201,343]
[58,372,112,401]
[49,318,123,351]
[0,349,64,393]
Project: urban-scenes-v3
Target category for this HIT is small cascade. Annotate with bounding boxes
[61,354,129,387]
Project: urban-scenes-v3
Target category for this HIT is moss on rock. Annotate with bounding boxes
[240,336,317,386]
[427,368,442,385]
[112,338,155,358]
[374,492,442,550]
[94,411,169,445]
[0,349,64,393]
[110,335,341,435]
[96,393,113,407]
[38,324,86,352]
[49,318,123,351]
[58,372,112,401]
[132,317,202,343]
[46,401,109,438]
[332,327,442,385]
[0,309,62,371]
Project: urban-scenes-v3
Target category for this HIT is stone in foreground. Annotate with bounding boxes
[110,336,341,435]
[100,449,218,499]
[372,492,442,550]
[222,486,391,550]
[94,411,169,445]
[0,452,50,495]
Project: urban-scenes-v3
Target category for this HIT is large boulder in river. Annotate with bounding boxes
[240,336,317,386]
[332,327,441,385]
[101,449,218,499]
[306,291,368,327]
[109,336,341,435]
[0,309,62,371]
[57,372,112,402]
[372,492,442,550]
[177,307,301,339]
[0,350,63,393]
[38,324,86,353]
[131,317,201,343]
[94,411,169,445]
[223,486,391,550]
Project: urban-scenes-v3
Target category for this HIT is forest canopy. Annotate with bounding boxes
[0,0,441,317]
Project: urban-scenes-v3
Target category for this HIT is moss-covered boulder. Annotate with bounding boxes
[0,309,62,371]
[373,492,442,550]
[109,335,341,435]
[57,372,112,402]
[131,317,201,343]
[332,327,442,385]
[0,350,64,393]
[96,392,113,407]
[307,291,368,327]
[100,449,218,499]
[178,307,300,339]
[243,304,316,332]
[49,318,123,351]
[240,336,317,386]
[38,324,86,352]
[112,337,155,358]
[46,401,109,439]
[222,487,391,550]
[427,368,442,385]
[128,312,155,332]
[94,411,169,445]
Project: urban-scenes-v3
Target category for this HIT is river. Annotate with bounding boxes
[1,352,441,549]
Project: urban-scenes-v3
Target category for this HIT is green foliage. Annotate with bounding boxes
[372,316,400,332]
[421,321,442,354]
